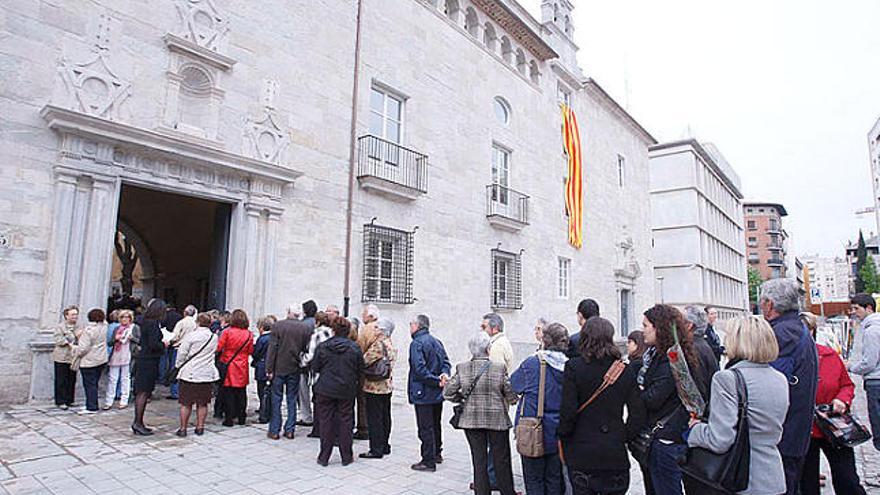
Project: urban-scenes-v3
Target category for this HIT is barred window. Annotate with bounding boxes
[557,257,570,299]
[492,249,522,310]
[362,224,414,304]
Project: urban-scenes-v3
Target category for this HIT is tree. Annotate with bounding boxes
[856,230,868,293]
[748,266,763,314]
[859,258,880,295]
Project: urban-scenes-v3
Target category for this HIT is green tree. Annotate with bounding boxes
[856,230,868,293]
[859,259,880,295]
[748,266,763,313]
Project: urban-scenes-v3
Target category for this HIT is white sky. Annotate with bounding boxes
[523,0,880,257]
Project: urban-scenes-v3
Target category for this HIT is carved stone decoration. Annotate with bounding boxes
[615,227,641,280]
[173,0,229,52]
[243,80,290,165]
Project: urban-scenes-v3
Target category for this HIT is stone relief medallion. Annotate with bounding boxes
[174,0,230,52]
[244,112,291,164]
[56,52,131,121]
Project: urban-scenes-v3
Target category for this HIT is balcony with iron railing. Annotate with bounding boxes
[486,184,529,232]
[357,135,428,200]
[768,257,785,266]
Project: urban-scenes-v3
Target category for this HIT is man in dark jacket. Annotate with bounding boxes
[312,316,364,466]
[266,304,313,440]
[297,300,318,428]
[683,305,720,403]
[566,298,600,358]
[704,306,725,361]
[408,314,451,472]
[760,278,819,495]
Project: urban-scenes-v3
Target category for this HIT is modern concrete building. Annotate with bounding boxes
[649,140,748,320]
[744,202,789,280]
[803,255,851,303]
[0,0,657,403]
[868,117,880,237]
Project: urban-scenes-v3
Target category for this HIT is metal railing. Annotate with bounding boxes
[357,135,428,193]
[768,258,785,266]
[486,184,529,224]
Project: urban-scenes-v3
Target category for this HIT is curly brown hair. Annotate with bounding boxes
[644,304,700,372]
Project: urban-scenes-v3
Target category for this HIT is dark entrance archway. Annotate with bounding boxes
[110,184,231,311]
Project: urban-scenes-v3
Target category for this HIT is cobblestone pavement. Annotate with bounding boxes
[0,381,877,494]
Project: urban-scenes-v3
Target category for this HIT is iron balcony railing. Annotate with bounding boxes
[357,135,428,193]
[486,184,529,224]
[768,257,785,266]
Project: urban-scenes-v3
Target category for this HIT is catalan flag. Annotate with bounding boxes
[562,104,583,248]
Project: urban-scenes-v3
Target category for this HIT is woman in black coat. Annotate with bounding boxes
[558,317,645,495]
[131,298,168,435]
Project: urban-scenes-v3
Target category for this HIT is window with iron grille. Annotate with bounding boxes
[362,224,414,304]
[492,249,522,310]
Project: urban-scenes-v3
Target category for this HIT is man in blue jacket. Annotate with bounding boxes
[408,314,451,472]
[759,278,819,495]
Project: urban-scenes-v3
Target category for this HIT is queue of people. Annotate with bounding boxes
[49,277,876,494]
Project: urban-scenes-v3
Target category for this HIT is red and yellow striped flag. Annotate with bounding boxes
[562,104,583,248]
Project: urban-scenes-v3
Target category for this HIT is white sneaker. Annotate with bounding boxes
[78,408,97,415]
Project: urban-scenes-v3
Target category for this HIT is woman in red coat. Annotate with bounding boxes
[216,309,254,427]
[799,312,866,495]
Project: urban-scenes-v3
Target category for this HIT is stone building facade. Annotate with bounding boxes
[0,0,656,403]
[648,140,748,320]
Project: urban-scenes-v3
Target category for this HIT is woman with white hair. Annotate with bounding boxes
[444,332,518,495]
[359,317,397,459]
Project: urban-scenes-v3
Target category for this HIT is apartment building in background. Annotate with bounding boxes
[744,202,789,280]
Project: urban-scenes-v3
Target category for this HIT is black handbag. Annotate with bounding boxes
[363,340,391,381]
[815,404,872,449]
[449,362,491,430]
[216,338,249,384]
[679,369,750,494]
[628,407,678,465]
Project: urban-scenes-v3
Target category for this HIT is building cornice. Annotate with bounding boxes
[742,201,788,216]
[583,79,656,145]
[472,0,558,61]
[650,139,744,199]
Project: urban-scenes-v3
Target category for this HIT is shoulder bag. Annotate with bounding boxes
[216,337,250,384]
[363,340,391,381]
[678,369,750,494]
[449,361,491,430]
[559,360,626,464]
[516,357,547,458]
[815,403,872,449]
[167,334,214,383]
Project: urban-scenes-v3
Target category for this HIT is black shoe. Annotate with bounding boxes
[194,428,204,436]
[256,418,269,424]
[353,431,369,440]
[435,454,443,464]
[296,419,314,427]
[237,418,246,426]
[165,395,178,400]
[359,451,383,459]
[222,420,234,427]
[316,458,329,467]
[411,462,436,472]
[131,423,153,436]
[341,458,354,466]
[307,430,320,438]
[383,445,391,455]
[175,429,187,437]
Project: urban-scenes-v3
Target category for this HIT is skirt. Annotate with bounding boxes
[178,380,213,406]
[133,358,160,394]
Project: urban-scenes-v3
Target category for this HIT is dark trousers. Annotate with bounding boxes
[79,365,104,411]
[865,380,880,451]
[365,392,392,454]
[800,437,866,495]
[256,379,270,422]
[649,440,686,495]
[782,455,805,495]
[315,393,355,463]
[521,453,564,495]
[356,390,368,435]
[465,429,515,495]
[568,468,629,495]
[54,361,76,406]
[414,403,443,466]
[221,386,247,424]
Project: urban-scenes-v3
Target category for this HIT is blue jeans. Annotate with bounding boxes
[865,381,880,451]
[270,373,300,435]
[522,453,564,495]
[649,440,686,495]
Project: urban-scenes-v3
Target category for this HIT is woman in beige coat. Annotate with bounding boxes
[174,313,219,436]
[73,309,109,414]
[359,318,397,459]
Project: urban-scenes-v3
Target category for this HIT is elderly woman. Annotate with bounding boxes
[73,308,109,414]
[53,305,79,410]
[682,305,720,407]
[216,309,254,427]
[359,317,397,459]
[104,309,136,410]
[511,322,569,495]
[687,316,790,495]
[174,313,219,437]
[533,317,549,348]
[444,332,518,495]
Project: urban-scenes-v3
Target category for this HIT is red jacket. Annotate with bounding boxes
[217,327,254,388]
[812,344,855,438]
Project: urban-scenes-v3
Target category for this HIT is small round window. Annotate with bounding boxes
[493,97,510,125]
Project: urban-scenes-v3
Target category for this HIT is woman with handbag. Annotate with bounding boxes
[638,304,703,495]
[443,332,518,495]
[798,312,866,495]
[558,317,644,495]
[510,322,569,495]
[132,298,168,435]
[174,312,219,437]
[215,309,254,427]
[72,308,109,414]
[359,318,397,459]
[685,316,789,495]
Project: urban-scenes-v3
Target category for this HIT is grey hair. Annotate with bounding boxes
[376,318,395,337]
[416,314,430,330]
[535,317,550,329]
[541,322,570,352]
[467,331,491,358]
[759,278,801,314]
[286,303,300,317]
[683,305,708,335]
[364,304,380,320]
[184,305,198,317]
[325,304,339,313]
[348,316,361,329]
[482,312,504,332]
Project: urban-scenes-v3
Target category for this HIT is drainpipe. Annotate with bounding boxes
[343,0,365,318]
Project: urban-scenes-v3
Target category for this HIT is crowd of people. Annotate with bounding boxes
[50,276,880,494]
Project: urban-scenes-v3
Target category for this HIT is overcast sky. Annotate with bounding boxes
[524,0,880,257]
